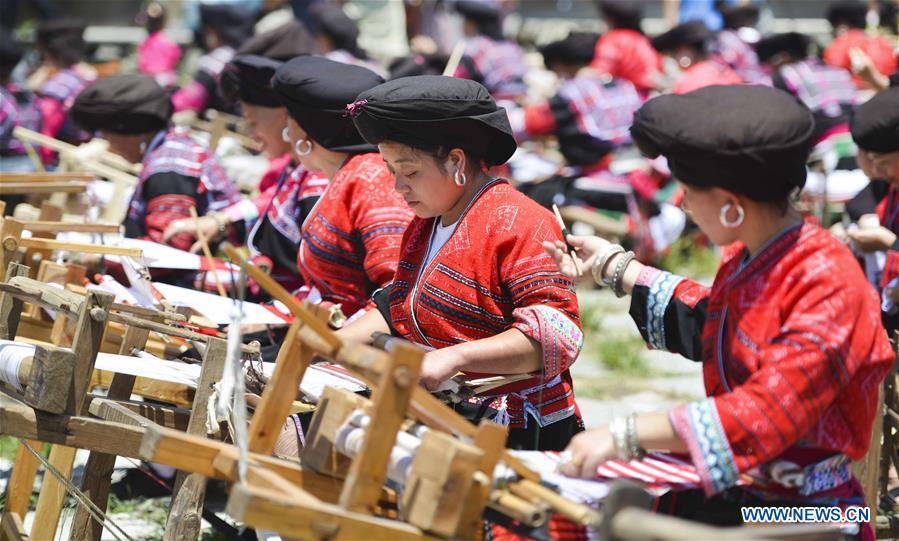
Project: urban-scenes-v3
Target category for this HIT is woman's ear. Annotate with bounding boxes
[448,148,466,171]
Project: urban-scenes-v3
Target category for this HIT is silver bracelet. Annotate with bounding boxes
[609,416,630,461]
[612,251,636,298]
[591,244,625,287]
[625,414,645,460]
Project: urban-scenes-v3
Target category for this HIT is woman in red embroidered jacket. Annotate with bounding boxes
[845,88,899,333]
[340,76,584,451]
[72,75,240,253]
[163,55,327,294]
[544,86,893,536]
[271,56,413,317]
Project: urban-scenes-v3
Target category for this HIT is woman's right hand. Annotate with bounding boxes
[542,234,611,280]
[162,216,220,248]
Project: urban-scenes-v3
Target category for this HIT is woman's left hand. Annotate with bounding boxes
[559,426,617,478]
[419,348,463,391]
[847,225,897,252]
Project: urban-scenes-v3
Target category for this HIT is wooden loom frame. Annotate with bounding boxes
[0,261,242,541]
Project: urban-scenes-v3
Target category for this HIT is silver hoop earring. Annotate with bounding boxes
[453,167,466,187]
[281,127,290,143]
[719,203,745,228]
[295,138,313,156]
[139,141,148,154]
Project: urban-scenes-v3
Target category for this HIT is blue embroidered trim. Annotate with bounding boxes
[687,399,740,494]
[646,271,685,350]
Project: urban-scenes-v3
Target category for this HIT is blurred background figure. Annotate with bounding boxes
[592,0,663,97]
[823,0,896,89]
[135,2,182,88]
[711,3,769,85]
[0,31,41,172]
[172,2,254,113]
[651,20,742,94]
[451,0,530,103]
[30,19,96,164]
[308,2,383,75]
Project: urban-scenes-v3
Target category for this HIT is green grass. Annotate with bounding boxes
[659,234,720,280]
[594,332,651,376]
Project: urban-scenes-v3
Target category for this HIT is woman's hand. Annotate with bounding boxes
[419,347,463,391]
[162,216,220,252]
[847,225,897,252]
[559,426,617,478]
[541,234,611,280]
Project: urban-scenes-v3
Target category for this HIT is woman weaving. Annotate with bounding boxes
[544,85,892,537]
[338,76,585,451]
[271,56,413,318]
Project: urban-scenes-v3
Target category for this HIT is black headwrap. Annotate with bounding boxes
[36,19,87,65]
[754,32,813,64]
[630,85,814,201]
[720,5,760,30]
[350,75,517,166]
[455,0,503,41]
[0,32,23,76]
[827,1,868,29]
[198,4,254,49]
[237,20,318,61]
[388,54,448,80]
[73,74,172,135]
[220,55,282,108]
[597,0,643,31]
[310,3,366,58]
[540,32,599,69]
[651,21,713,53]
[272,56,383,153]
[851,87,899,152]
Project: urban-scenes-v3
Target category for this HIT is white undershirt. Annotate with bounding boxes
[422,219,458,270]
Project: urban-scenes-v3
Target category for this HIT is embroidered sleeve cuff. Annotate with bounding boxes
[222,199,259,224]
[669,399,740,497]
[511,304,583,379]
[642,269,685,350]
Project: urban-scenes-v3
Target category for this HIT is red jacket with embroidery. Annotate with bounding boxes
[591,29,662,95]
[388,180,583,429]
[824,29,897,89]
[630,223,892,501]
[297,153,413,316]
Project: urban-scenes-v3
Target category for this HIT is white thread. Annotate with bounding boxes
[0,340,34,392]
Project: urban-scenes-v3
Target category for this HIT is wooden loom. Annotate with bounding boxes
[0,262,260,541]
[10,128,140,224]
[137,249,843,541]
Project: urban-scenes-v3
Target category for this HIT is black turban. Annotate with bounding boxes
[220,55,282,108]
[827,1,868,29]
[851,87,899,153]
[651,21,713,53]
[388,54,448,80]
[630,85,814,201]
[36,19,87,64]
[272,56,383,153]
[597,0,643,31]
[540,32,599,69]
[237,20,318,61]
[73,74,172,135]
[754,32,813,63]
[454,0,503,40]
[721,5,760,30]
[310,3,364,57]
[351,75,517,166]
[0,32,23,74]
[198,4,254,49]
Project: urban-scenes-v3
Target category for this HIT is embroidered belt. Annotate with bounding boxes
[763,454,851,497]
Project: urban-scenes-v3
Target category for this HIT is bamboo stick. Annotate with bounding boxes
[21,221,121,234]
[19,238,141,257]
[189,206,227,298]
